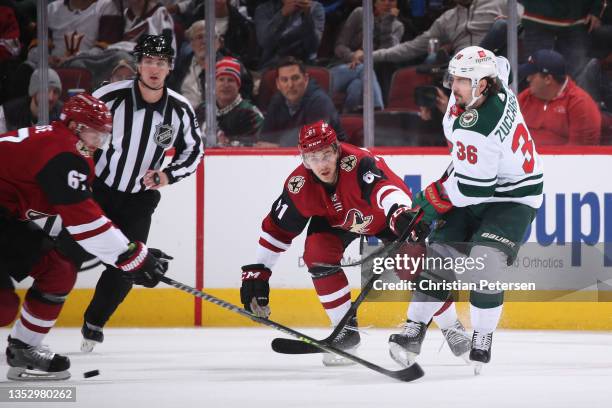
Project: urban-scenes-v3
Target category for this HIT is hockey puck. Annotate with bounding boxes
[153,173,161,185]
[83,370,100,378]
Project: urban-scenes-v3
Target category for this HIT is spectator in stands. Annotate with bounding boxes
[257,56,345,147]
[121,0,176,54]
[168,0,259,70]
[169,20,254,108]
[520,0,605,78]
[28,0,120,67]
[578,21,612,113]
[362,0,506,102]
[196,57,264,146]
[109,59,137,83]
[369,0,505,65]
[331,0,403,112]
[0,68,63,133]
[0,0,20,63]
[519,49,601,145]
[254,0,325,69]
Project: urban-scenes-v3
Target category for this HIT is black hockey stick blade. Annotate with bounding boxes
[159,275,424,382]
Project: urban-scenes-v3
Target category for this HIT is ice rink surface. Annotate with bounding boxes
[0,327,611,408]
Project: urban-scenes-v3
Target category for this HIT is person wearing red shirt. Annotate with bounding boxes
[0,93,170,381]
[518,49,601,145]
[239,120,472,366]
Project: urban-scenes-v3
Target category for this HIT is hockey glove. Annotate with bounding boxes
[117,242,172,288]
[388,204,430,242]
[412,181,453,224]
[240,264,271,318]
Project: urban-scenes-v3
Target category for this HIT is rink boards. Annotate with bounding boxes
[14,146,612,328]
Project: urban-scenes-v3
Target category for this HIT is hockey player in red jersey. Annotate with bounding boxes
[0,93,171,381]
[240,120,470,365]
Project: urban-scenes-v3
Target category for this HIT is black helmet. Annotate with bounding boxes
[133,35,174,62]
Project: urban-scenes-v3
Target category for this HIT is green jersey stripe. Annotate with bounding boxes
[493,182,543,198]
[455,172,498,183]
[496,173,544,188]
[458,182,496,198]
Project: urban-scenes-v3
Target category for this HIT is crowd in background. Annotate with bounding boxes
[1,0,611,147]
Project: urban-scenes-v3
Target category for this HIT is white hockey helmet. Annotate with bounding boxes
[445,46,498,108]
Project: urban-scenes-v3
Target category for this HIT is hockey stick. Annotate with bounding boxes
[158,275,424,382]
[271,209,424,354]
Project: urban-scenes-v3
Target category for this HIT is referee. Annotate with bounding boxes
[81,35,203,352]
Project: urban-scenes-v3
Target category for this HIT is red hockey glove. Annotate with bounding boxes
[240,264,272,318]
[412,180,453,224]
[117,242,172,288]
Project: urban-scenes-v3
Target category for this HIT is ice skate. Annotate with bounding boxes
[388,320,427,367]
[6,336,70,381]
[322,316,361,366]
[81,322,104,352]
[441,320,471,363]
[470,331,493,375]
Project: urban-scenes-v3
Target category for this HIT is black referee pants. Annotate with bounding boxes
[84,180,161,328]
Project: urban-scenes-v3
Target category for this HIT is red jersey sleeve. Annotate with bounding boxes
[36,152,130,265]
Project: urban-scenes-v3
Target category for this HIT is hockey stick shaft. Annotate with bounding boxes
[272,209,424,354]
[159,275,424,382]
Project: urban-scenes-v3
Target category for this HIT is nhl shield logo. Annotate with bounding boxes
[153,123,175,148]
[459,109,479,128]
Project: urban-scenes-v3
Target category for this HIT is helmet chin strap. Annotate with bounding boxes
[465,79,483,109]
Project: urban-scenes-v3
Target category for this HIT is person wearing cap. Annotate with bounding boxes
[109,59,137,83]
[196,57,263,146]
[519,49,601,145]
[239,119,467,366]
[168,19,254,108]
[0,68,63,133]
[79,34,203,352]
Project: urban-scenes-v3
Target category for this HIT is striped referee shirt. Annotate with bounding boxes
[92,79,203,193]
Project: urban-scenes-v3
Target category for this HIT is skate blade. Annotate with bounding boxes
[322,346,359,367]
[472,362,484,376]
[388,343,418,368]
[80,338,100,353]
[7,367,71,381]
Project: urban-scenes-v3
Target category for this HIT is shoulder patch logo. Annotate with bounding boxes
[340,155,357,172]
[459,109,479,128]
[287,176,305,194]
[153,123,175,148]
[362,170,381,184]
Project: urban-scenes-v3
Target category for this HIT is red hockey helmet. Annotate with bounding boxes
[61,93,113,133]
[298,120,338,153]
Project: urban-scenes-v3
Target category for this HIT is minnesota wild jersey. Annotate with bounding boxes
[441,68,543,209]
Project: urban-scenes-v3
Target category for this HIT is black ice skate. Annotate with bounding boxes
[81,322,104,352]
[322,316,361,366]
[441,320,472,363]
[470,331,493,375]
[388,320,428,367]
[6,336,71,381]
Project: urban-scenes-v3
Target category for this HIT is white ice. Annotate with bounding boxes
[0,327,611,408]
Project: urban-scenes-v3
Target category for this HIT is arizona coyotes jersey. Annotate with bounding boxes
[442,57,544,209]
[0,122,129,265]
[256,143,413,269]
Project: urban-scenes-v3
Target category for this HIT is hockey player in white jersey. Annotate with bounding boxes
[388,46,543,373]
